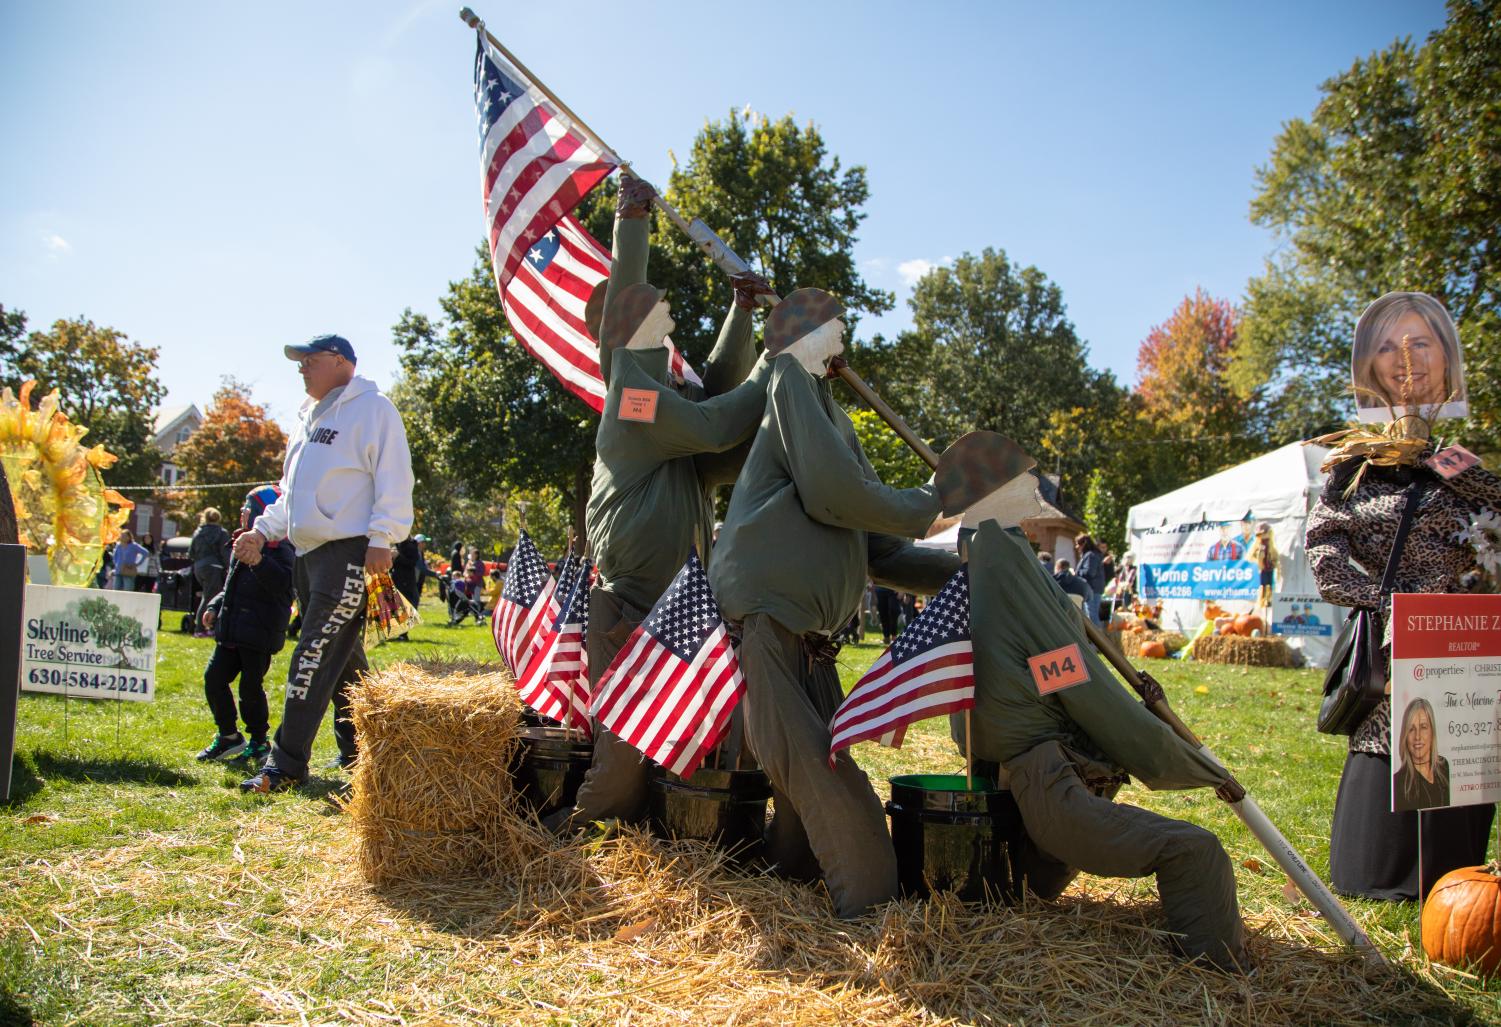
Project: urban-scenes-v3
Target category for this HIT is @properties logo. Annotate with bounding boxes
[1415,665,1425,681]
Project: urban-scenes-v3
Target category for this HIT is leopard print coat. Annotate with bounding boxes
[1305,457,1501,755]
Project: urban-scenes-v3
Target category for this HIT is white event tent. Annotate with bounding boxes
[1125,441,1339,668]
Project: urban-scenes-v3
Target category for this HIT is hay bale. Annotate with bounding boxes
[345,657,543,884]
[1192,634,1294,668]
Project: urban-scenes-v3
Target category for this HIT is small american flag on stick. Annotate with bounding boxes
[828,567,974,766]
[472,31,696,411]
[590,551,744,778]
[516,554,594,733]
[493,531,559,687]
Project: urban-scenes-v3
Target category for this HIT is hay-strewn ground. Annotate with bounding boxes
[3,599,1499,1025]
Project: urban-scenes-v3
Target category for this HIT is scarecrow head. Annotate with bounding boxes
[935,431,1042,539]
[764,288,846,376]
[601,282,674,353]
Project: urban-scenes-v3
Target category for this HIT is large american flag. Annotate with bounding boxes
[515,553,594,733]
[591,552,744,778]
[828,567,974,765]
[472,32,696,412]
[493,531,559,688]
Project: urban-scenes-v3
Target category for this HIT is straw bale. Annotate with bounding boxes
[344,658,542,885]
[1192,634,1295,668]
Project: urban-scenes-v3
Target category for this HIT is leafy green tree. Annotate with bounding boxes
[0,304,25,368]
[648,109,894,353]
[73,597,151,669]
[865,249,1115,464]
[1236,0,1501,449]
[847,408,930,491]
[0,315,166,486]
[167,378,288,524]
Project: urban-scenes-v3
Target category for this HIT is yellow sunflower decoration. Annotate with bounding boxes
[0,380,133,586]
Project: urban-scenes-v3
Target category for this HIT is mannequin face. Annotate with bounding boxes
[960,474,1043,530]
[626,299,675,351]
[783,318,845,375]
[1372,312,1449,406]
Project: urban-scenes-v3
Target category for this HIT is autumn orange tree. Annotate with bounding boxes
[1135,289,1258,484]
[168,378,287,525]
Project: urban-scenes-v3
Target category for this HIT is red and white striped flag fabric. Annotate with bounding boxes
[828,567,974,765]
[591,551,743,778]
[514,553,594,734]
[472,32,697,412]
[493,531,558,686]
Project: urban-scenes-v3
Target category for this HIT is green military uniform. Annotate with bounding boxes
[956,521,1247,967]
[569,210,764,827]
[712,353,959,916]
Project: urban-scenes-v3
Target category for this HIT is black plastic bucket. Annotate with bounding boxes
[648,765,772,860]
[513,726,593,816]
[886,773,1024,903]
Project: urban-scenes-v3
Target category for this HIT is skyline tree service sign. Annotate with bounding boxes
[21,585,159,702]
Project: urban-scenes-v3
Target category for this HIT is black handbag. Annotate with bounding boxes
[1317,480,1425,735]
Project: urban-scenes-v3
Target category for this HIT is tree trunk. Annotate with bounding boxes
[0,464,17,546]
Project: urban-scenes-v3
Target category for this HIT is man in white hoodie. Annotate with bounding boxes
[233,334,414,793]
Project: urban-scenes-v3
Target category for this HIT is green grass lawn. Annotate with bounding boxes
[2,596,1499,1024]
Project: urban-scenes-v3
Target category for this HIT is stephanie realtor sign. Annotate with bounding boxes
[1389,593,1501,812]
[21,585,159,702]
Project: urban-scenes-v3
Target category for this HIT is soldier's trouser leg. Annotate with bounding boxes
[265,537,369,781]
[568,588,652,825]
[741,614,897,918]
[1006,740,1248,969]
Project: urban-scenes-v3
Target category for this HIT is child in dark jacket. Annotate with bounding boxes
[196,486,297,763]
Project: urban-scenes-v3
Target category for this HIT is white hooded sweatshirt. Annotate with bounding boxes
[253,375,414,554]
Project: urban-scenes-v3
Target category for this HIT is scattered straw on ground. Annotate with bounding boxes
[1192,635,1296,668]
[4,657,1490,1025]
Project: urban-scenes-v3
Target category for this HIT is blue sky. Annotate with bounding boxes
[1,1,1447,429]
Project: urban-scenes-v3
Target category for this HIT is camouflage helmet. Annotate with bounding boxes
[935,431,1038,516]
[584,282,608,342]
[764,288,845,356]
[600,282,667,351]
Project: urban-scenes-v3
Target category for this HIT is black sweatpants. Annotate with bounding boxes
[204,644,272,739]
[265,536,367,779]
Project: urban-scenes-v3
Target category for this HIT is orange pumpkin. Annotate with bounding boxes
[1233,614,1265,637]
[1423,865,1501,976]
[1139,641,1167,659]
[1219,623,1236,636]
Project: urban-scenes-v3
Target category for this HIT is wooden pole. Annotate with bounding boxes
[964,709,973,790]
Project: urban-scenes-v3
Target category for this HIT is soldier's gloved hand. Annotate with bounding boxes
[825,354,849,380]
[730,271,775,310]
[617,176,655,219]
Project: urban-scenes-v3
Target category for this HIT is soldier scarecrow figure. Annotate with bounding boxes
[710,288,960,918]
[557,177,775,832]
[936,431,1250,970]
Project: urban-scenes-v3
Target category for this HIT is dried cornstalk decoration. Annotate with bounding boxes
[1191,635,1296,668]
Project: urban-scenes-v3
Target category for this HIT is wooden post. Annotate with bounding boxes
[0,544,25,801]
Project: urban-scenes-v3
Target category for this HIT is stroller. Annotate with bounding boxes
[445,572,486,626]
[157,536,202,633]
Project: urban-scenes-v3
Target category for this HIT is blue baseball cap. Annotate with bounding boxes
[284,333,357,364]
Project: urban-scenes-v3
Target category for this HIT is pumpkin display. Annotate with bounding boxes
[1422,864,1501,977]
[1233,614,1265,637]
[1139,641,1168,659]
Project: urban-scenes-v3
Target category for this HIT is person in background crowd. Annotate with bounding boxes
[96,543,113,589]
[448,541,463,580]
[1038,550,1052,571]
[1053,558,1091,610]
[900,592,918,631]
[235,333,414,792]
[1099,542,1116,590]
[189,508,232,635]
[195,486,296,765]
[391,532,423,615]
[136,532,161,594]
[481,567,503,610]
[1115,552,1138,609]
[1074,533,1105,625]
[112,530,147,591]
[873,585,901,645]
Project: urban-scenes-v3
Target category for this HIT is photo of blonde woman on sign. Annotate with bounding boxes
[1352,291,1468,423]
